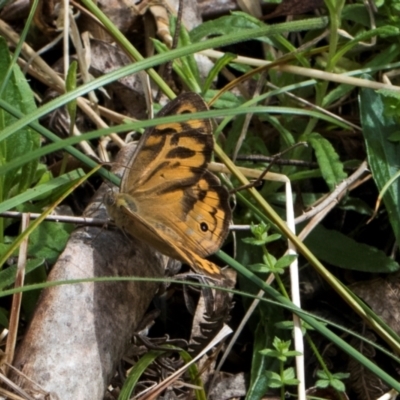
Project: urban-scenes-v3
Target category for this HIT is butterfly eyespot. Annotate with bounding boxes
[200,222,209,232]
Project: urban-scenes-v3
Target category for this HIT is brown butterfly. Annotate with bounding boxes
[105,93,231,277]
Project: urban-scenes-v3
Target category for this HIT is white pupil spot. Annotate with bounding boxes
[200,222,208,232]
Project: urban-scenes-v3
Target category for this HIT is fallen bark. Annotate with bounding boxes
[10,144,165,399]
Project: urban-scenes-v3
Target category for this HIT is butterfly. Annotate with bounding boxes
[105,92,231,277]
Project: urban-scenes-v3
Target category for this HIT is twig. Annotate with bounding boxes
[5,214,30,373]
[0,212,250,232]
[234,154,358,171]
[0,211,108,226]
[294,161,370,224]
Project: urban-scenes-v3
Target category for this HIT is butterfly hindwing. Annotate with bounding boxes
[109,198,223,277]
[181,171,231,257]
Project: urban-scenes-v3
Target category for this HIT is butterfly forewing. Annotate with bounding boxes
[121,93,212,197]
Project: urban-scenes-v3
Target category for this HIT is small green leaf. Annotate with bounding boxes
[242,222,281,246]
[248,263,271,273]
[316,370,328,379]
[275,254,297,270]
[316,379,330,388]
[264,234,281,244]
[315,370,349,392]
[283,367,295,380]
[283,367,300,385]
[250,254,283,275]
[305,132,347,191]
[265,371,283,388]
[259,349,280,357]
[331,379,346,392]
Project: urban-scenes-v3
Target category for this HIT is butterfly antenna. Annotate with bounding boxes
[230,141,308,194]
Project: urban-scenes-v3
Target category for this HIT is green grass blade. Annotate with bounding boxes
[360,88,400,243]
